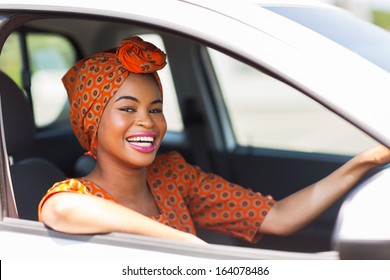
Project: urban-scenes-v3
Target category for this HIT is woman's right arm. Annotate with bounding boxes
[40,192,207,244]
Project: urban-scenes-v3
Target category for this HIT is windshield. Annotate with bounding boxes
[265,6,390,73]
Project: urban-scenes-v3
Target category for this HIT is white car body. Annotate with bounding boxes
[0,0,389,259]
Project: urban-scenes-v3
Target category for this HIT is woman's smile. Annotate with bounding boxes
[126,132,157,153]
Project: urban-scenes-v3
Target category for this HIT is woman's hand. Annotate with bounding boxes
[358,145,390,168]
[261,145,390,236]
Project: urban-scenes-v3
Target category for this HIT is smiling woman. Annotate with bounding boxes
[36,35,390,246]
[38,36,277,243]
[2,0,390,261]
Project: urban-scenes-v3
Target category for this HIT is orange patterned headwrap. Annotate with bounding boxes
[62,36,167,156]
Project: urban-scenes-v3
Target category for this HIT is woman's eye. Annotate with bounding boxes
[150,108,163,114]
[120,107,135,113]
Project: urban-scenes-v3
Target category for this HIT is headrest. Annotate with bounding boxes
[0,71,35,156]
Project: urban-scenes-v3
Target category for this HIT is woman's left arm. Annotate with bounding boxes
[260,145,390,236]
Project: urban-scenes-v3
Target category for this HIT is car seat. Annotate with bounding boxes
[0,71,66,221]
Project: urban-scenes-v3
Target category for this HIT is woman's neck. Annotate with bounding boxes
[83,151,160,216]
[86,158,149,205]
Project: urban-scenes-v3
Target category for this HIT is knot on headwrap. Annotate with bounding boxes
[117,36,167,74]
[62,36,167,156]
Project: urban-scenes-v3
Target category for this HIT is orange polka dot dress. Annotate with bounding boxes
[38,151,274,243]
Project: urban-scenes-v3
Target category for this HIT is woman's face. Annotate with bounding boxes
[96,73,167,168]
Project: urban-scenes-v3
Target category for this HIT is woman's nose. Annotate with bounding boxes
[135,111,153,128]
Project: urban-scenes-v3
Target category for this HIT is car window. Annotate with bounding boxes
[0,33,23,87]
[0,32,75,127]
[27,33,75,127]
[208,48,379,155]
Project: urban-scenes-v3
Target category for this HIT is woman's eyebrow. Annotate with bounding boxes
[115,95,162,104]
[151,99,163,105]
[115,96,139,103]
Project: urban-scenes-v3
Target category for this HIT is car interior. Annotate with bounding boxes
[0,70,66,221]
[0,12,379,254]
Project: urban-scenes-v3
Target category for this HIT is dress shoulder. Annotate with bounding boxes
[37,178,91,221]
[154,151,187,164]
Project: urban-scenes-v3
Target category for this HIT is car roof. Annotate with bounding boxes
[1,0,390,147]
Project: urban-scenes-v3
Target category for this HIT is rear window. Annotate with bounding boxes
[0,32,76,127]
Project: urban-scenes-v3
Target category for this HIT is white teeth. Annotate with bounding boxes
[126,136,155,143]
[131,142,152,147]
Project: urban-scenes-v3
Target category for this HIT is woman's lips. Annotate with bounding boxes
[126,132,157,153]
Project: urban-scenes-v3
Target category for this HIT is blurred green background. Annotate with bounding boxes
[373,10,390,30]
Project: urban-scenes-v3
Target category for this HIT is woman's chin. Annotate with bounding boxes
[125,150,158,167]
